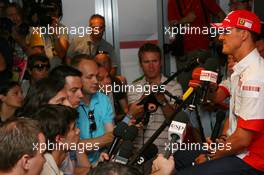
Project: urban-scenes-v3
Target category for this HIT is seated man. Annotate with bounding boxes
[71,55,114,165]
[32,104,90,175]
[49,65,84,108]
[128,43,183,152]
[0,117,46,175]
[173,10,264,175]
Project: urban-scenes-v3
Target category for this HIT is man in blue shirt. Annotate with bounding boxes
[71,54,114,165]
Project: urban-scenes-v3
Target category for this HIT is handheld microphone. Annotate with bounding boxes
[137,93,159,113]
[211,110,226,142]
[137,94,159,126]
[136,144,158,166]
[123,125,138,141]
[199,69,218,104]
[181,67,204,101]
[107,122,128,158]
[164,114,188,158]
[113,140,134,165]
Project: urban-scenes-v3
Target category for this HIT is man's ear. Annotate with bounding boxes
[20,154,31,171]
[241,30,250,41]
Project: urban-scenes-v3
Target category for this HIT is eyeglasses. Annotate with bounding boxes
[32,64,50,71]
[88,110,97,132]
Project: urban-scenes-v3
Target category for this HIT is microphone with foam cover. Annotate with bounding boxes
[107,122,128,158]
[113,140,134,165]
[136,144,158,166]
[123,125,138,141]
[182,67,204,101]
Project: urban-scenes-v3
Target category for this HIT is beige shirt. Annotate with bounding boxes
[127,74,183,152]
[41,153,64,175]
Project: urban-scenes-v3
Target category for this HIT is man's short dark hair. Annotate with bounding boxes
[250,31,260,42]
[88,162,143,175]
[49,65,82,88]
[236,28,260,42]
[27,54,50,70]
[71,54,94,68]
[0,81,19,96]
[16,77,64,117]
[89,14,105,23]
[32,104,78,152]
[138,43,161,63]
[0,117,41,171]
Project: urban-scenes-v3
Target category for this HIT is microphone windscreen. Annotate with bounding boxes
[172,111,189,124]
[192,67,204,80]
[123,125,138,141]
[114,122,128,137]
[119,140,134,159]
[143,144,158,161]
[188,79,202,88]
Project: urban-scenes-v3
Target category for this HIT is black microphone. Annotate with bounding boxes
[136,144,158,166]
[113,140,134,165]
[137,93,159,113]
[107,122,128,158]
[211,110,226,142]
[197,69,218,104]
[123,125,138,141]
[129,111,189,165]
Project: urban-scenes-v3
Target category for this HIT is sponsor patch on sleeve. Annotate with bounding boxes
[241,82,262,98]
[242,85,260,92]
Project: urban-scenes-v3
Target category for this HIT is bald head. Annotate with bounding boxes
[95,53,112,73]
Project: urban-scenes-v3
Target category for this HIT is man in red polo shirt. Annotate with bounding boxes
[172,10,264,175]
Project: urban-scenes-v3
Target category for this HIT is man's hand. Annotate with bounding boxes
[92,152,109,168]
[194,154,208,165]
[127,101,144,118]
[151,154,175,175]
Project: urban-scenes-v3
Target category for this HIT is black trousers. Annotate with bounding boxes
[173,150,264,175]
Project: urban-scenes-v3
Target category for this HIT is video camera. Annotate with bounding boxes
[28,1,61,27]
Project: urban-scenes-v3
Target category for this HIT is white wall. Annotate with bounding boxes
[61,0,95,39]
[118,0,158,83]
